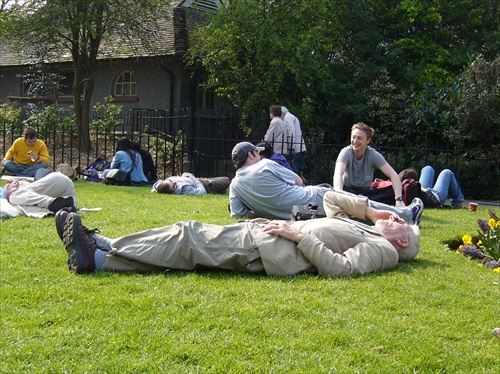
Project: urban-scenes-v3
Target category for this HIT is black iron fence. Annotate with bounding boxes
[1,108,461,185]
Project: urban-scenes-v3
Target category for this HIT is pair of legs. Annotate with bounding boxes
[419,166,464,208]
[9,172,77,208]
[333,188,422,224]
[3,160,48,177]
[57,210,265,274]
[198,177,231,194]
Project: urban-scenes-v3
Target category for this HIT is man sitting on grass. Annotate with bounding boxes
[54,191,420,278]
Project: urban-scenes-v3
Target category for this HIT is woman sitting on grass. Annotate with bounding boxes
[105,137,148,186]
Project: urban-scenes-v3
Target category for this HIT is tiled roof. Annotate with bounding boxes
[0,0,222,67]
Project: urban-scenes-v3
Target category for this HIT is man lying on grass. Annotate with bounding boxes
[55,191,420,278]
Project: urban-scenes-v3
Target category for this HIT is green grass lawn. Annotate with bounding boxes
[1,180,499,373]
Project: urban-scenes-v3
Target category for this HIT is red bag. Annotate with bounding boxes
[371,179,392,189]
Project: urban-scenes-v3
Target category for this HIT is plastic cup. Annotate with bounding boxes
[469,203,478,211]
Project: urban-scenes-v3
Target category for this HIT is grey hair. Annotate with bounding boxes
[397,225,420,262]
[281,106,289,114]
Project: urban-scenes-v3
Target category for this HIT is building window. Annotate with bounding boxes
[21,70,79,98]
[197,76,215,110]
[114,71,137,97]
[59,70,76,97]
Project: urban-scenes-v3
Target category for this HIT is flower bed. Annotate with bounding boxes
[443,209,500,271]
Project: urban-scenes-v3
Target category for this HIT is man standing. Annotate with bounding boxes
[1,127,50,177]
[281,106,307,176]
[55,191,420,277]
[264,105,288,156]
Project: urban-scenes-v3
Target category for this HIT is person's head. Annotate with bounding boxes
[130,140,141,152]
[375,216,420,262]
[269,105,282,119]
[350,122,374,155]
[116,137,134,152]
[281,106,289,118]
[156,179,177,194]
[115,137,138,165]
[231,142,265,169]
[24,127,38,146]
[256,141,273,160]
[399,168,418,181]
[4,178,31,201]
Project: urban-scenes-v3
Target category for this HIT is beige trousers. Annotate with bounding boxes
[104,220,266,273]
[9,172,77,208]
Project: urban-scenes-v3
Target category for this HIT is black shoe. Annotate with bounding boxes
[55,209,71,241]
[48,196,74,213]
[63,213,96,274]
[55,208,98,241]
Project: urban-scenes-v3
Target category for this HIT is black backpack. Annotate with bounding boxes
[76,157,111,182]
[402,179,421,206]
[402,179,442,208]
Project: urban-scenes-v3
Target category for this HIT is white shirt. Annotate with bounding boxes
[284,112,306,153]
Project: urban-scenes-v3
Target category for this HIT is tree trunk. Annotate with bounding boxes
[73,57,94,153]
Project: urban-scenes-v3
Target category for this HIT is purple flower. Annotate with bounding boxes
[477,218,490,234]
[484,260,500,269]
[461,244,485,260]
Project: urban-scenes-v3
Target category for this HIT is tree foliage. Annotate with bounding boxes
[456,55,500,160]
[1,0,166,152]
[189,0,347,120]
[190,0,500,146]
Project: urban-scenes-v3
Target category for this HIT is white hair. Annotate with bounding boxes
[281,106,289,114]
[397,225,420,262]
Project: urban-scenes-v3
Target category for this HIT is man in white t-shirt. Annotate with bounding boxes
[281,106,307,175]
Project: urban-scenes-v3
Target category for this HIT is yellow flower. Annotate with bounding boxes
[494,267,500,273]
[462,234,472,245]
[496,220,500,229]
[478,240,483,246]
[488,218,496,230]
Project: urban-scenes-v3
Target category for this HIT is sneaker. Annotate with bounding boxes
[409,198,424,225]
[48,196,74,213]
[62,212,96,274]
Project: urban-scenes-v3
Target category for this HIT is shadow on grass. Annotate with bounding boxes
[396,258,444,273]
[81,257,444,280]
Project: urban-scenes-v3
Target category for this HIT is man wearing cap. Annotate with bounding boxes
[229,141,331,219]
[229,141,424,224]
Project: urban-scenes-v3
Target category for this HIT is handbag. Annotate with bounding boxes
[292,203,326,221]
[103,169,130,185]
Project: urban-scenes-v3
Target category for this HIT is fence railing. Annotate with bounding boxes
[1,108,461,184]
[0,132,461,185]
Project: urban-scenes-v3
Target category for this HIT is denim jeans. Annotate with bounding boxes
[419,165,464,207]
[3,160,48,177]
